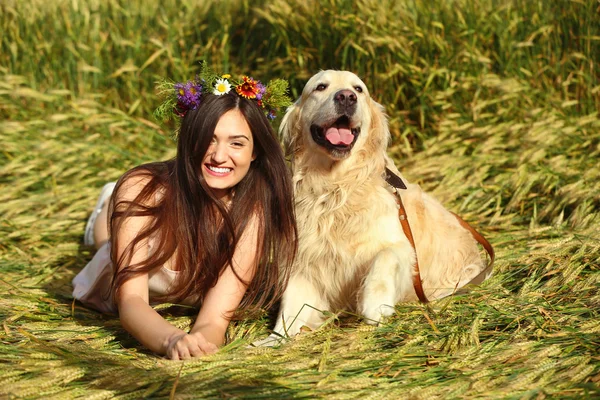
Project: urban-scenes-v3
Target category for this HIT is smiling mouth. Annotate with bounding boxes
[205,164,233,176]
[310,115,361,157]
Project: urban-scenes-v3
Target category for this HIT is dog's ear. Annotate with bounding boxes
[369,98,408,182]
[367,98,391,151]
[279,102,300,157]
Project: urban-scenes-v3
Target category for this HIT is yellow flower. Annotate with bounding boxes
[221,74,231,79]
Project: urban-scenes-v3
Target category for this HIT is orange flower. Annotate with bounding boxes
[235,76,259,99]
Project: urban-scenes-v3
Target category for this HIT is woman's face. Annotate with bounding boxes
[201,109,255,200]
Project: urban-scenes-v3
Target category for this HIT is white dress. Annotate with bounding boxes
[72,241,198,313]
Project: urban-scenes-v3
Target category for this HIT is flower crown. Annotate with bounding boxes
[154,62,292,122]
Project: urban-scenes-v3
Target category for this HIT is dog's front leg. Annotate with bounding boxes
[254,273,329,347]
[274,273,329,336]
[360,244,415,324]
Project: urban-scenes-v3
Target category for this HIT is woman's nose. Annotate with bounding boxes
[210,143,228,163]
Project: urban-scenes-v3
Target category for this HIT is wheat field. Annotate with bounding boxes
[1,0,599,398]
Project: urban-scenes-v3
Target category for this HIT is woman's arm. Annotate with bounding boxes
[114,176,217,359]
[118,283,217,358]
[190,214,261,345]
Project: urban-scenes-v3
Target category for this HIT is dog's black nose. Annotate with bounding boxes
[334,90,357,115]
[334,90,357,107]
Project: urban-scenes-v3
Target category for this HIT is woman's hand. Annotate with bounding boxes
[165,331,218,360]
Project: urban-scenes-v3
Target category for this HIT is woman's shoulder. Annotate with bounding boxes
[238,208,263,242]
[114,164,168,206]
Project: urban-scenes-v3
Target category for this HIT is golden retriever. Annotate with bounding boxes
[267,70,492,342]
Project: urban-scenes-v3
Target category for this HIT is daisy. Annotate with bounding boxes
[213,78,232,95]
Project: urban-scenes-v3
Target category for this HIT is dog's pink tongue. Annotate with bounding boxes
[325,127,354,145]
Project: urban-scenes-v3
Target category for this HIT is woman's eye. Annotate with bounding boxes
[316,83,327,91]
[355,86,363,93]
[232,142,244,147]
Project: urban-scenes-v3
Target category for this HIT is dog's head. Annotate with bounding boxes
[281,70,389,162]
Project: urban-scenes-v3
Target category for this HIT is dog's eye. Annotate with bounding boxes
[354,86,363,93]
[316,83,328,91]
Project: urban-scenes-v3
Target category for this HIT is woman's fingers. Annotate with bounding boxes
[178,345,192,360]
[190,333,218,356]
[168,333,219,360]
[189,343,205,357]
[199,341,218,355]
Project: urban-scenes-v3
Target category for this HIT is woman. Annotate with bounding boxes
[73,71,297,360]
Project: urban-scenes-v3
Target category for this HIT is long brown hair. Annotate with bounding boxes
[109,92,297,314]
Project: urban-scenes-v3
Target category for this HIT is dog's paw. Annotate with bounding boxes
[361,301,396,325]
[249,334,287,348]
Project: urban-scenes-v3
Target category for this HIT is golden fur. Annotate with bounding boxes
[268,70,491,340]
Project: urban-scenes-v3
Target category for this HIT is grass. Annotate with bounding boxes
[1,0,599,398]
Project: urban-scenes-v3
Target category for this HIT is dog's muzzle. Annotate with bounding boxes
[310,115,361,158]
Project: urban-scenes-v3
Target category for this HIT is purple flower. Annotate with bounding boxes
[256,82,266,101]
[174,80,203,111]
[266,110,277,120]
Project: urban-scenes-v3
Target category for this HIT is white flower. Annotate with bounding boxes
[213,79,231,95]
